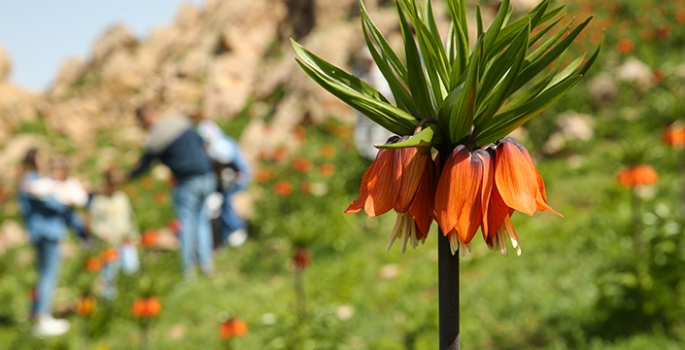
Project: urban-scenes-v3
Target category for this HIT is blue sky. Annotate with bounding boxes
[0,0,203,91]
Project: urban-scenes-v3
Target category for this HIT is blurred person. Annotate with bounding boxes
[88,167,139,299]
[191,111,251,247]
[353,49,394,161]
[17,149,87,337]
[129,105,216,279]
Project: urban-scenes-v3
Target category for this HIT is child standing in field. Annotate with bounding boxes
[18,151,88,337]
[88,168,139,299]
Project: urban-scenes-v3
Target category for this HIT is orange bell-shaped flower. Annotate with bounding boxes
[346,136,437,252]
[435,145,489,254]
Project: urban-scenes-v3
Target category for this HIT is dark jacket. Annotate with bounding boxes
[130,115,213,181]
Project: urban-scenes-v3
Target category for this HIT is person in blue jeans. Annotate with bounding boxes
[17,149,88,337]
[129,105,217,278]
[191,112,252,247]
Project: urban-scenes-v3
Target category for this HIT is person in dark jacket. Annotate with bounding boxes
[17,149,87,337]
[129,105,217,278]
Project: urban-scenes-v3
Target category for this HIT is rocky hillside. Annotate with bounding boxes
[0,0,421,181]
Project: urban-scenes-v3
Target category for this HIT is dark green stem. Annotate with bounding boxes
[631,189,643,257]
[438,230,460,350]
[295,266,306,321]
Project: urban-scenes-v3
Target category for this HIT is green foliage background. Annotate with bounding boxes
[1,0,685,349]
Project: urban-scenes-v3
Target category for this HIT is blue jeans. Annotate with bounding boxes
[174,173,216,273]
[220,187,246,241]
[32,238,61,317]
[101,243,139,300]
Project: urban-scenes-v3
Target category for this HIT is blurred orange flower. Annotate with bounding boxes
[167,219,182,234]
[336,125,353,139]
[273,146,289,163]
[219,318,248,340]
[76,295,97,317]
[291,158,312,173]
[292,247,311,269]
[321,144,337,159]
[318,163,336,177]
[141,230,159,248]
[153,191,168,204]
[123,184,138,197]
[652,69,666,83]
[274,181,293,196]
[293,125,307,143]
[141,176,155,190]
[616,38,635,54]
[255,168,276,183]
[131,297,162,318]
[101,247,119,263]
[663,123,685,149]
[85,257,102,272]
[617,165,659,188]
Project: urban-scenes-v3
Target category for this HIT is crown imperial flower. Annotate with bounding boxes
[294,0,597,255]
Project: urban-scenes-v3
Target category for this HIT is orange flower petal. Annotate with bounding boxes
[364,148,395,217]
[408,157,436,237]
[434,145,483,244]
[345,163,373,214]
[485,184,513,243]
[393,145,428,213]
[474,149,493,236]
[495,140,538,216]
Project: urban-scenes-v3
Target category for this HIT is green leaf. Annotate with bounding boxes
[475,74,583,145]
[397,1,436,119]
[489,4,565,58]
[577,36,602,76]
[477,22,530,109]
[475,22,530,130]
[359,0,408,83]
[292,40,417,135]
[476,5,484,38]
[376,123,443,149]
[511,16,593,93]
[360,6,418,117]
[482,0,510,53]
[450,35,483,143]
[498,57,565,112]
[446,0,469,77]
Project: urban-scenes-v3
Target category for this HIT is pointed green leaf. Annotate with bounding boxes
[512,16,593,92]
[360,0,408,83]
[482,0,510,52]
[360,14,418,117]
[397,1,436,119]
[450,35,483,143]
[475,22,530,130]
[475,74,583,145]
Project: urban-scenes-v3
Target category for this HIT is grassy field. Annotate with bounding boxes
[2,0,685,348]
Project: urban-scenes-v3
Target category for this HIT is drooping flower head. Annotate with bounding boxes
[131,296,162,318]
[617,164,659,188]
[433,138,560,256]
[76,294,97,317]
[663,123,685,149]
[294,0,596,256]
[219,318,248,340]
[346,135,437,253]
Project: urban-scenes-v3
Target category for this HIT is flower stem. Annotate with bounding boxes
[295,266,306,321]
[438,228,460,350]
[630,189,643,257]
